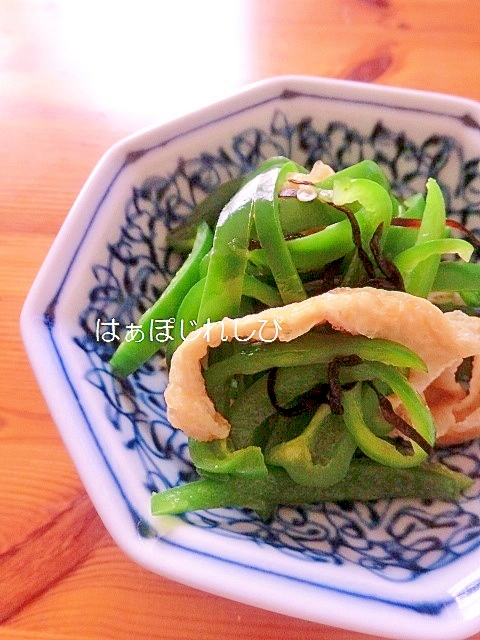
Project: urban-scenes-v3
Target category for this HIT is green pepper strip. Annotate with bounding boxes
[151,460,473,518]
[242,274,283,307]
[249,219,353,273]
[165,277,206,361]
[167,176,244,253]
[359,383,392,437]
[275,194,345,234]
[271,160,395,238]
[383,193,424,258]
[253,161,307,303]
[262,410,314,453]
[394,238,473,291]
[204,331,426,412]
[252,160,390,238]
[165,275,282,362]
[197,335,423,478]
[197,244,283,309]
[167,157,297,252]
[228,359,391,450]
[431,260,480,293]
[257,157,345,235]
[265,404,357,487]
[196,158,291,326]
[188,437,268,478]
[198,249,211,279]
[342,363,436,468]
[332,177,393,239]
[459,292,480,308]
[110,221,213,377]
[228,364,330,449]
[317,160,392,192]
[188,401,313,481]
[399,178,446,297]
[249,177,392,274]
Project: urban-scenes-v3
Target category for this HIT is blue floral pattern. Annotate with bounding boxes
[75,110,480,583]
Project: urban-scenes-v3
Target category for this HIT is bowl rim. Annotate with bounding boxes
[67,75,480,178]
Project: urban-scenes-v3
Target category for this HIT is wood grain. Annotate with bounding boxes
[2,1,480,638]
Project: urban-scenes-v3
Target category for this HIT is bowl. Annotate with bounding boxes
[21,76,480,640]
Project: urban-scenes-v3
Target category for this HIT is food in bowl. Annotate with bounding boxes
[22,76,480,639]
[107,154,480,518]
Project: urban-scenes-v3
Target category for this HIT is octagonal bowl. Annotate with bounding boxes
[21,76,480,640]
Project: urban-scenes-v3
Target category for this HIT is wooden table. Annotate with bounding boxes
[2,1,480,638]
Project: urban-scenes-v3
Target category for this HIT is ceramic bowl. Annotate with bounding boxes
[21,76,480,640]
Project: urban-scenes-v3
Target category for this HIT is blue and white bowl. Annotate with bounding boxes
[21,76,480,640]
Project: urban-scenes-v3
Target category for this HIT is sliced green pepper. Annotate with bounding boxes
[249,217,357,274]
[383,193,424,258]
[266,404,357,487]
[249,176,393,274]
[342,364,436,468]
[188,437,268,478]
[167,176,244,253]
[394,238,473,292]
[198,253,283,308]
[151,460,473,518]
[275,195,345,234]
[196,157,291,326]
[242,273,283,308]
[399,178,446,297]
[110,221,213,377]
[204,330,426,411]
[228,364,328,449]
[167,157,298,252]
[332,177,393,239]
[359,383,392,437]
[253,160,307,303]
[165,276,206,361]
[316,160,392,192]
[433,261,480,292]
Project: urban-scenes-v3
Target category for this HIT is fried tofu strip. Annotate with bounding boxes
[164,287,480,443]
